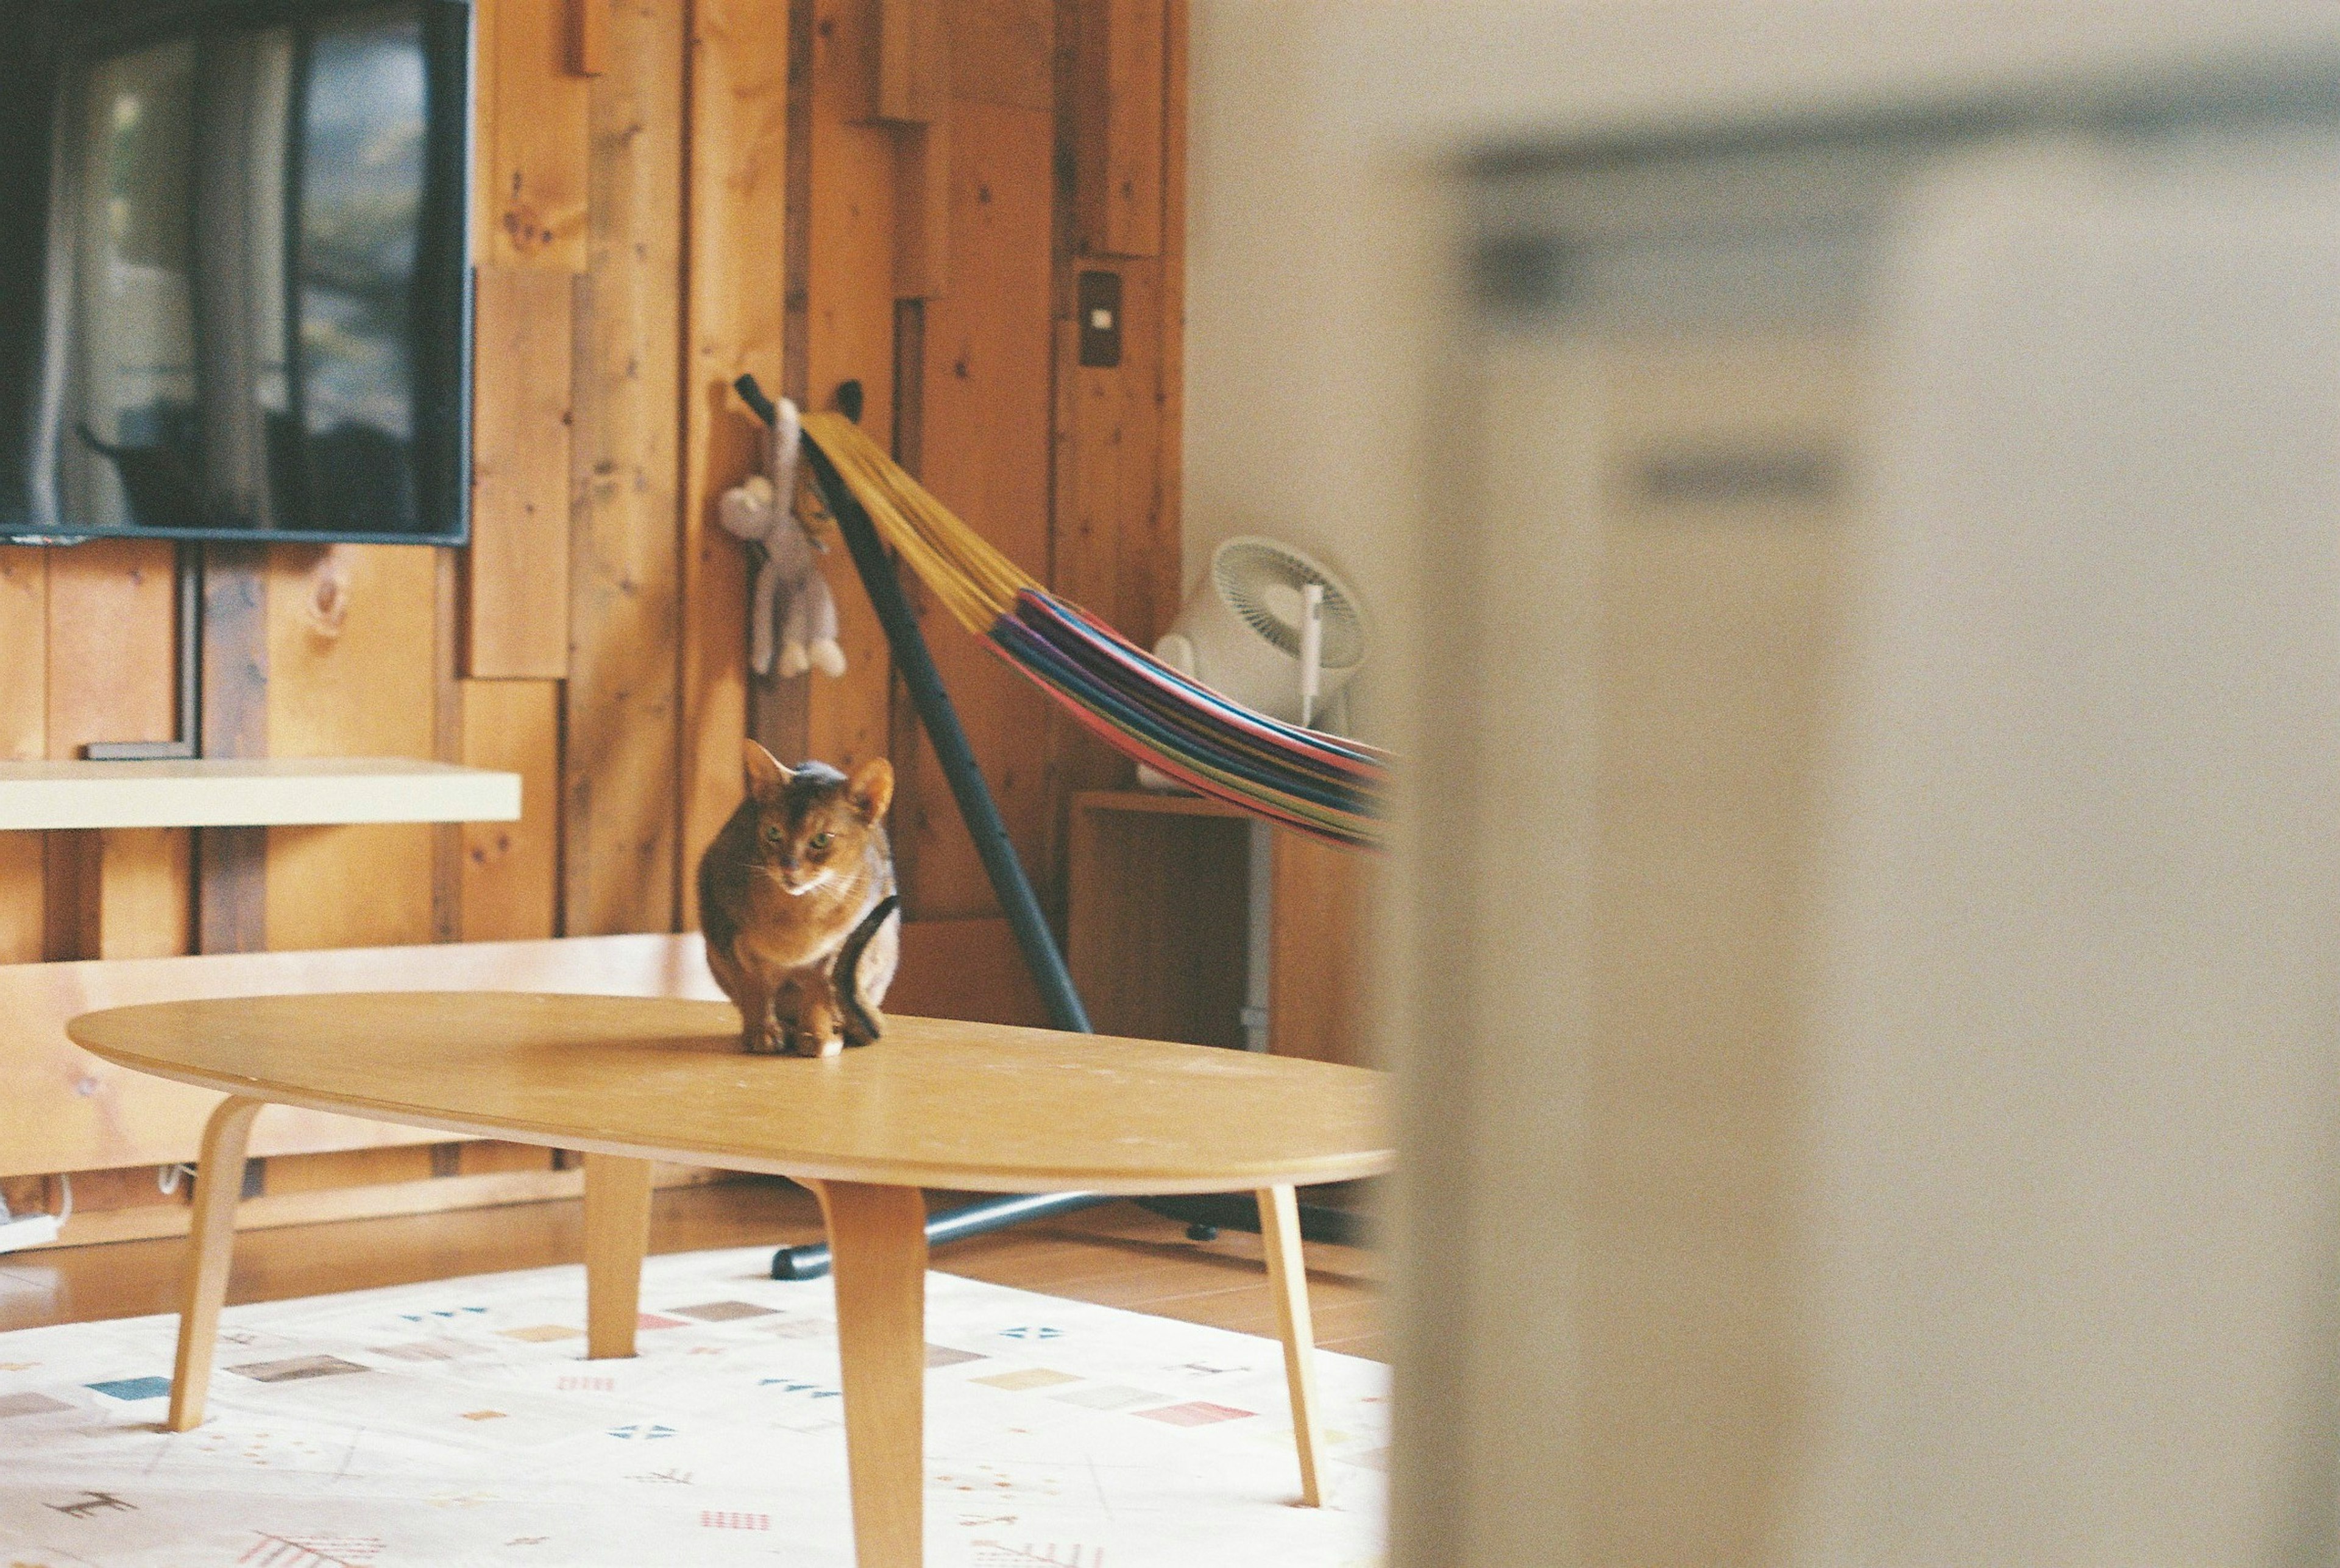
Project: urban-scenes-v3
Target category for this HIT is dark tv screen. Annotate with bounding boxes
[0,0,470,544]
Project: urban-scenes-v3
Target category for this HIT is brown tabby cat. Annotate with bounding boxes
[698,740,901,1056]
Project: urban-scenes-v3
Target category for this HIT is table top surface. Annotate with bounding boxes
[68,993,1394,1194]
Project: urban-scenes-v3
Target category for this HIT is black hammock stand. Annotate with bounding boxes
[733,375,1363,1281]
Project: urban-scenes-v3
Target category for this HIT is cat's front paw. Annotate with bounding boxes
[776,970,846,1057]
[781,1019,845,1058]
[742,1019,785,1055]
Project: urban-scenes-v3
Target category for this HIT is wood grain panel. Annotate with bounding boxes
[950,0,1051,109]
[433,546,464,940]
[263,545,440,951]
[1074,0,1162,258]
[872,0,946,122]
[781,0,817,420]
[1043,0,1182,912]
[457,1139,561,1175]
[803,0,898,778]
[98,829,193,960]
[0,548,43,761]
[199,548,270,759]
[0,835,38,965]
[473,0,501,263]
[1066,798,1246,1049]
[263,1141,436,1194]
[745,0,817,772]
[460,679,560,940]
[1155,0,1188,613]
[41,834,100,963]
[1269,829,1381,1068]
[1043,270,1157,889]
[571,0,609,76]
[893,119,951,297]
[485,0,592,269]
[564,0,686,935]
[1060,4,1178,629]
[902,93,1055,920]
[44,541,176,759]
[1150,0,1186,642]
[0,546,44,962]
[469,265,575,680]
[888,914,1049,1026]
[197,544,270,953]
[45,539,183,963]
[678,0,787,929]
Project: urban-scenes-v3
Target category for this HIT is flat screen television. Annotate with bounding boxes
[0,0,470,545]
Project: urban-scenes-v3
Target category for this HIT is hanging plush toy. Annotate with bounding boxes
[718,396,846,679]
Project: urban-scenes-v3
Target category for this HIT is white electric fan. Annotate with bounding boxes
[1152,536,1367,729]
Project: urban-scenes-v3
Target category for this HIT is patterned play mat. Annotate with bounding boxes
[0,1246,1387,1567]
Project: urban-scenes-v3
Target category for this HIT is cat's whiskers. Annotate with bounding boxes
[757,862,832,897]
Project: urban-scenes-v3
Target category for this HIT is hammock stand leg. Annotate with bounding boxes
[742,377,1358,1280]
[758,385,1107,1280]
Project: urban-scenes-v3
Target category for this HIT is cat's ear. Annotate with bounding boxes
[845,757,894,823]
[743,739,792,800]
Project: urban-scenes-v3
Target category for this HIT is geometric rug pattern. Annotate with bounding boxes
[0,1246,1388,1566]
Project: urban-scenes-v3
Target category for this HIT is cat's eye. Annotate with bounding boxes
[809,832,834,851]
[762,825,783,843]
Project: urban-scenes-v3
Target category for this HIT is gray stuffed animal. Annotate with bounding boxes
[718,396,846,679]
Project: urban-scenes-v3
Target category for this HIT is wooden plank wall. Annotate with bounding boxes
[1045,0,1185,906]
[799,0,1188,933]
[764,0,1186,944]
[0,0,1187,1197]
[562,0,683,937]
[895,0,1060,919]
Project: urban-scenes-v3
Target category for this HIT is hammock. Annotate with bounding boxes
[797,410,1389,850]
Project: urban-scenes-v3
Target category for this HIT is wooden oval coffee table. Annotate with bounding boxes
[68,993,1393,1567]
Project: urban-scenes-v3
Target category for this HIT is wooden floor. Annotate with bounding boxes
[0,1177,1384,1360]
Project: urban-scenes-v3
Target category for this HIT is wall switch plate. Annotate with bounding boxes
[1077,271,1123,368]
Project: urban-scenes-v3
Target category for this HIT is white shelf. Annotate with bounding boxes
[0,759,521,832]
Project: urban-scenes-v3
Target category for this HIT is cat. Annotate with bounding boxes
[698,740,901,1056]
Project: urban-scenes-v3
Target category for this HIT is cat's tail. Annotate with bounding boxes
[834,892,900,1045]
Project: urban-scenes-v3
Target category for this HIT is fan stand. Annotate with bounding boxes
[736,377,1366,1280]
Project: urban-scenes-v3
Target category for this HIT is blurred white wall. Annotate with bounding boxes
[1797,129,2340,1564]
[1184,5,2340,1565]
[1182,0,2340,737]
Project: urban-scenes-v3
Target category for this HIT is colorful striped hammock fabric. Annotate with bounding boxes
[798,411,1389,850]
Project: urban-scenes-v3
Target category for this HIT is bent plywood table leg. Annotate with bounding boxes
[583,1154,656,1360]
[810,1179,929,1568]
[1257,1185,1326,1506]
[168,1094,264,1433]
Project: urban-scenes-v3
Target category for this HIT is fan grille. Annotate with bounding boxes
[1211,541,1366,669]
